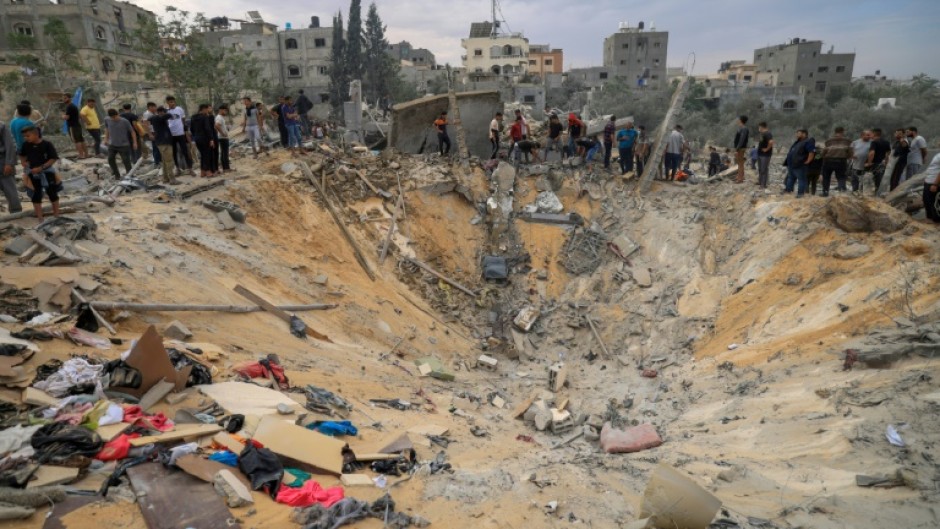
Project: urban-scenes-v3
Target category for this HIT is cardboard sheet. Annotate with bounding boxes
[112,326,191,398]
[129,423,221,447]
[198,381,303,417]
[640,463,722,529]
[0,266,80,289]
[253,415,346,475]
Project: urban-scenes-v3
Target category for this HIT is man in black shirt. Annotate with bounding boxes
[120,103,144,162]
[868,128,891,191]
[889,129,909,191]
[190,104,218,177]
[756,122,774,189]
[60,93,87,159]
[17,126,61,220]
[148,107,179,184]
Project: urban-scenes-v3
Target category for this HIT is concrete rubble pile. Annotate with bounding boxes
[0,98,936,529]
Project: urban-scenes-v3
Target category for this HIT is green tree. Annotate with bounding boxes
[133,9,267,109]
[5,17,86,91]
[363,2,398,105]
[345,0,364,82]
[328,12,348,117]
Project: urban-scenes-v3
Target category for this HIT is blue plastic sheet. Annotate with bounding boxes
[306,420,357,437]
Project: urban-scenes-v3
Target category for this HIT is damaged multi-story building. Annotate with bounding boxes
[0,0,157,93]
[569,21,669,90]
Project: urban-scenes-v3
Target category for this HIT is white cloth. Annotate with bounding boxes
[215,114,229,139]
[167,106,186,136]
[924,152,940,185]
[33,357,104,397]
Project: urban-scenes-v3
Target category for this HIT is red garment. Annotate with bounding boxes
[96,433,141,461]
[122,405,174,432]
[233,360,289,389]
[275,479,344,508]
[510,122,523,141]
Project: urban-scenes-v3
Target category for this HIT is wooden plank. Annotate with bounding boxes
[301,161,377,281]
[129,423,222,447]
[127,463,241,529]
[404,257,478,297]
[27,466,80,488]
[90,301,337,312]
[233,285,331,342]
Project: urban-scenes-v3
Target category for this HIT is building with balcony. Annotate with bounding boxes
[602,21,668,88]
[461,21,529,81]
[527,44,562,78]
[0,0,158,93]
[753,38,855,93]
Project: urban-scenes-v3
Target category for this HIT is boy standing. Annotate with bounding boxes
[18,126,61,221]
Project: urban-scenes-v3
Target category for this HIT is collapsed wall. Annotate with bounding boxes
[389,90,501,158]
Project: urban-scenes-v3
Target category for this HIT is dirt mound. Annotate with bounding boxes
[826,196,907,233]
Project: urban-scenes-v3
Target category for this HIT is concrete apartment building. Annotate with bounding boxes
[753,38,855,93]
[387,41,436,69]
[216,14,333,108]
[602,21,668,88]
[527,44,562,78]
[461,21,530,81]
[0,0,156,92]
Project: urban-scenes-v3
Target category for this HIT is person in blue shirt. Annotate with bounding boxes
[615,121,638,175]
[9,103,34,152]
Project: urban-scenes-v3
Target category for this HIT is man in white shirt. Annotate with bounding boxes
[663,125,685,181]
[906,126,928,178]
[489,112,503,160]
[165,96,193,175]
[215,105,231,173]
[923,143,940,224]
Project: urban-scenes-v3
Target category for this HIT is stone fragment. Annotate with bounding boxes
[163,320,193,341]
[835,243,871,260]
[213,469,254,507]
[599,422,663,453]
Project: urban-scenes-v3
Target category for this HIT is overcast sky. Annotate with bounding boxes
[133,0,940,79]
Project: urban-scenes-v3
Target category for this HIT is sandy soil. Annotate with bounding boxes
[3,150,939,529]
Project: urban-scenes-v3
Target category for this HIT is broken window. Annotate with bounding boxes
[314,38,326,47]
[285,38,298,49]
[95,26,106,40]
[809,72,813,78]
[114,7,124,31]
[13,23,32,36]
[756,54,762,60]
[622,43,628,49]
[318,66,327,75]
[474,49,482,56]
[783,100,797,111]
[523,95,535,103]
[529,60,536,65]
[620,60,625,65]
[653,42,661,48]
[818,66,829,73]
[599,72,608,79]
[256,41,261,47]
[769,52,774,57]
[287,65,301,77]
[102,57,114,72]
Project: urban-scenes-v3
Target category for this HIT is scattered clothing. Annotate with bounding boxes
[276,479,344,508]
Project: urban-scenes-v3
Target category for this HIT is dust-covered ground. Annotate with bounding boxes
[2,143,938,529]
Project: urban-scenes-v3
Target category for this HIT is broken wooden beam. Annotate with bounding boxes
[404,257,478,298]
[379,192,404,264]
[516,212,584,226]
[585,314,611,358]
[301,161,377,281]
[89,302,337,313]
[638,76,690,193]
[233,284,332,342]
[0,196,114,223]
[25,231,81,263]
[72,289,116,335]
[338,166,392,198]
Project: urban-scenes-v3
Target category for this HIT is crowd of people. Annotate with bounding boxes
[0,90,337,222]
[479,108,652,175]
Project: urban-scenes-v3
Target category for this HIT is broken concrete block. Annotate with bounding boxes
[477,354,498,371]
[535,191,564,214]
[414,357,454,382]
[534,410,552,431]
[155,217,172,231]
[417,363,433,376]
[524,400,548,423]
[835,243,871,260]
[491,395,506,408]
[163,320,193,341]
[213,469,254,507]
[632,267,652,288]
[217,210,237,230]
[513,305,540,332]
[340,474,375,487]
[4,235,35,256]
[600,422,663,453]
[312,274,329,285]
[548,362,567,392]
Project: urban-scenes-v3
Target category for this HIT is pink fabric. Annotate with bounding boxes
[122,405,174,432]
[276,479,344,508]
